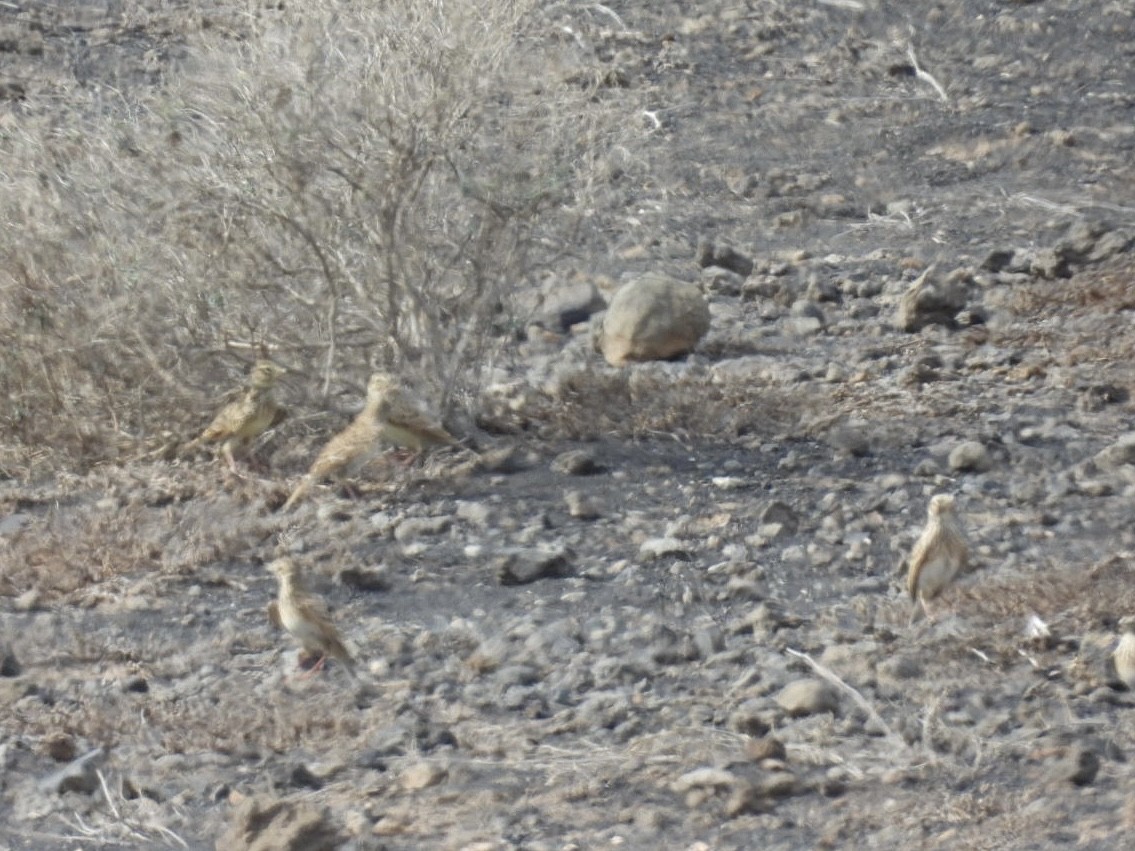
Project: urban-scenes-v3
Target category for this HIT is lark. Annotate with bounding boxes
[185,360,286,474]
[268,558,357,678]
[370,372,458,456]
[1114,617,1135,691]
[906,494,969,625]
[282,372,456,510]
[282,373,387,510]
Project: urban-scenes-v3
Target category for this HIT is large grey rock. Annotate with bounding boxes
[596,273,710,366]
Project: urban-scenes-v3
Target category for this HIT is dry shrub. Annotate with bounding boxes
[0,0,636,473]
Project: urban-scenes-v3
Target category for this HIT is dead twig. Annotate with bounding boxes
[785,647,909,752]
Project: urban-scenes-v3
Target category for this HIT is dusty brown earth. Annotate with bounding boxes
[3,1,1135,849]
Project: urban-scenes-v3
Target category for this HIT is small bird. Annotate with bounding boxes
[370,372,458,456]
[282,372,456,510]
[268,557,357,678]
[282,373,389,510]
[906,493,969,625]
[184,360,286,474]
[1114,617,1135,690]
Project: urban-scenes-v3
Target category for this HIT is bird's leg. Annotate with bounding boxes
[386,448,419,467]
[921,598,936,623]
[296,654,328,679]
[222,443,245,477]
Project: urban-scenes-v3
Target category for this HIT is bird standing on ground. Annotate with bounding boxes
[184,360,286,474]
[370,372,458,456]
[1114,617,1135,690]
[282,372,457,510]
[268,557,357,678]
[906,493,970,625]
[282,373,388,511]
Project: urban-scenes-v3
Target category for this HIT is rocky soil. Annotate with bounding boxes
[3,1,1135,849]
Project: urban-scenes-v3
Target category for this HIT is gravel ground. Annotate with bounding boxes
[2,1,1135,848]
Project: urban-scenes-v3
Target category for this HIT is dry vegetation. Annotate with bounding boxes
[0,0,634,476]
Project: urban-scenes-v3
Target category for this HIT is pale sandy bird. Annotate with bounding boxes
[370,372,458,455]
[184,360,286,473]
[282,372,456,510]
[282,373,389,511]
[268,558,357,678]
[906,494,969,625]
[1114,617,1135,690]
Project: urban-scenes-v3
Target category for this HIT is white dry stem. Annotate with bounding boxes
[906,44,949,103]
[785,647,908,752]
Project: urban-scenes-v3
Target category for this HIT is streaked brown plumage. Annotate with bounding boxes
[282,372,456,510]
[1115,617,1135,690]
[268,558,357,678]
[906,494,969,625]
[282,373,388,511]
[370,372,457,453]
[185,360,286,473]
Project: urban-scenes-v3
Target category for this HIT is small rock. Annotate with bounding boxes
[12,589,40,612]
[639,537,692,560]
[475,446,527,474]
[730,702,773,737]
[337,566,391,593]
[759,501,799,534]
[564,490,602,520]
[894,268,968,332]
[38,747,104,795]
[692,626,725,659]
[393,516,452,542]
[672,766,736,793]
[0,512,32,537]
[284,763,323,790]
[0,644,20,677]
[743,736,786,763]
[879,655,923,681]
[948,440,993,472]
[494,547,573,585]
[42,733,77,763]
[1079,384,1129,413]
[400,761,448,791]
[696,239,754,277]
[539,278,607,331]
[551,449,604,476]
[782,316,824,337]
[1094,433,1135,469]
[776,679,840,717]
[121,676,149,694]
[826,425,870,458]
[1050,746,1100,787]
[724,782,772,817]
[758,770,800,799]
